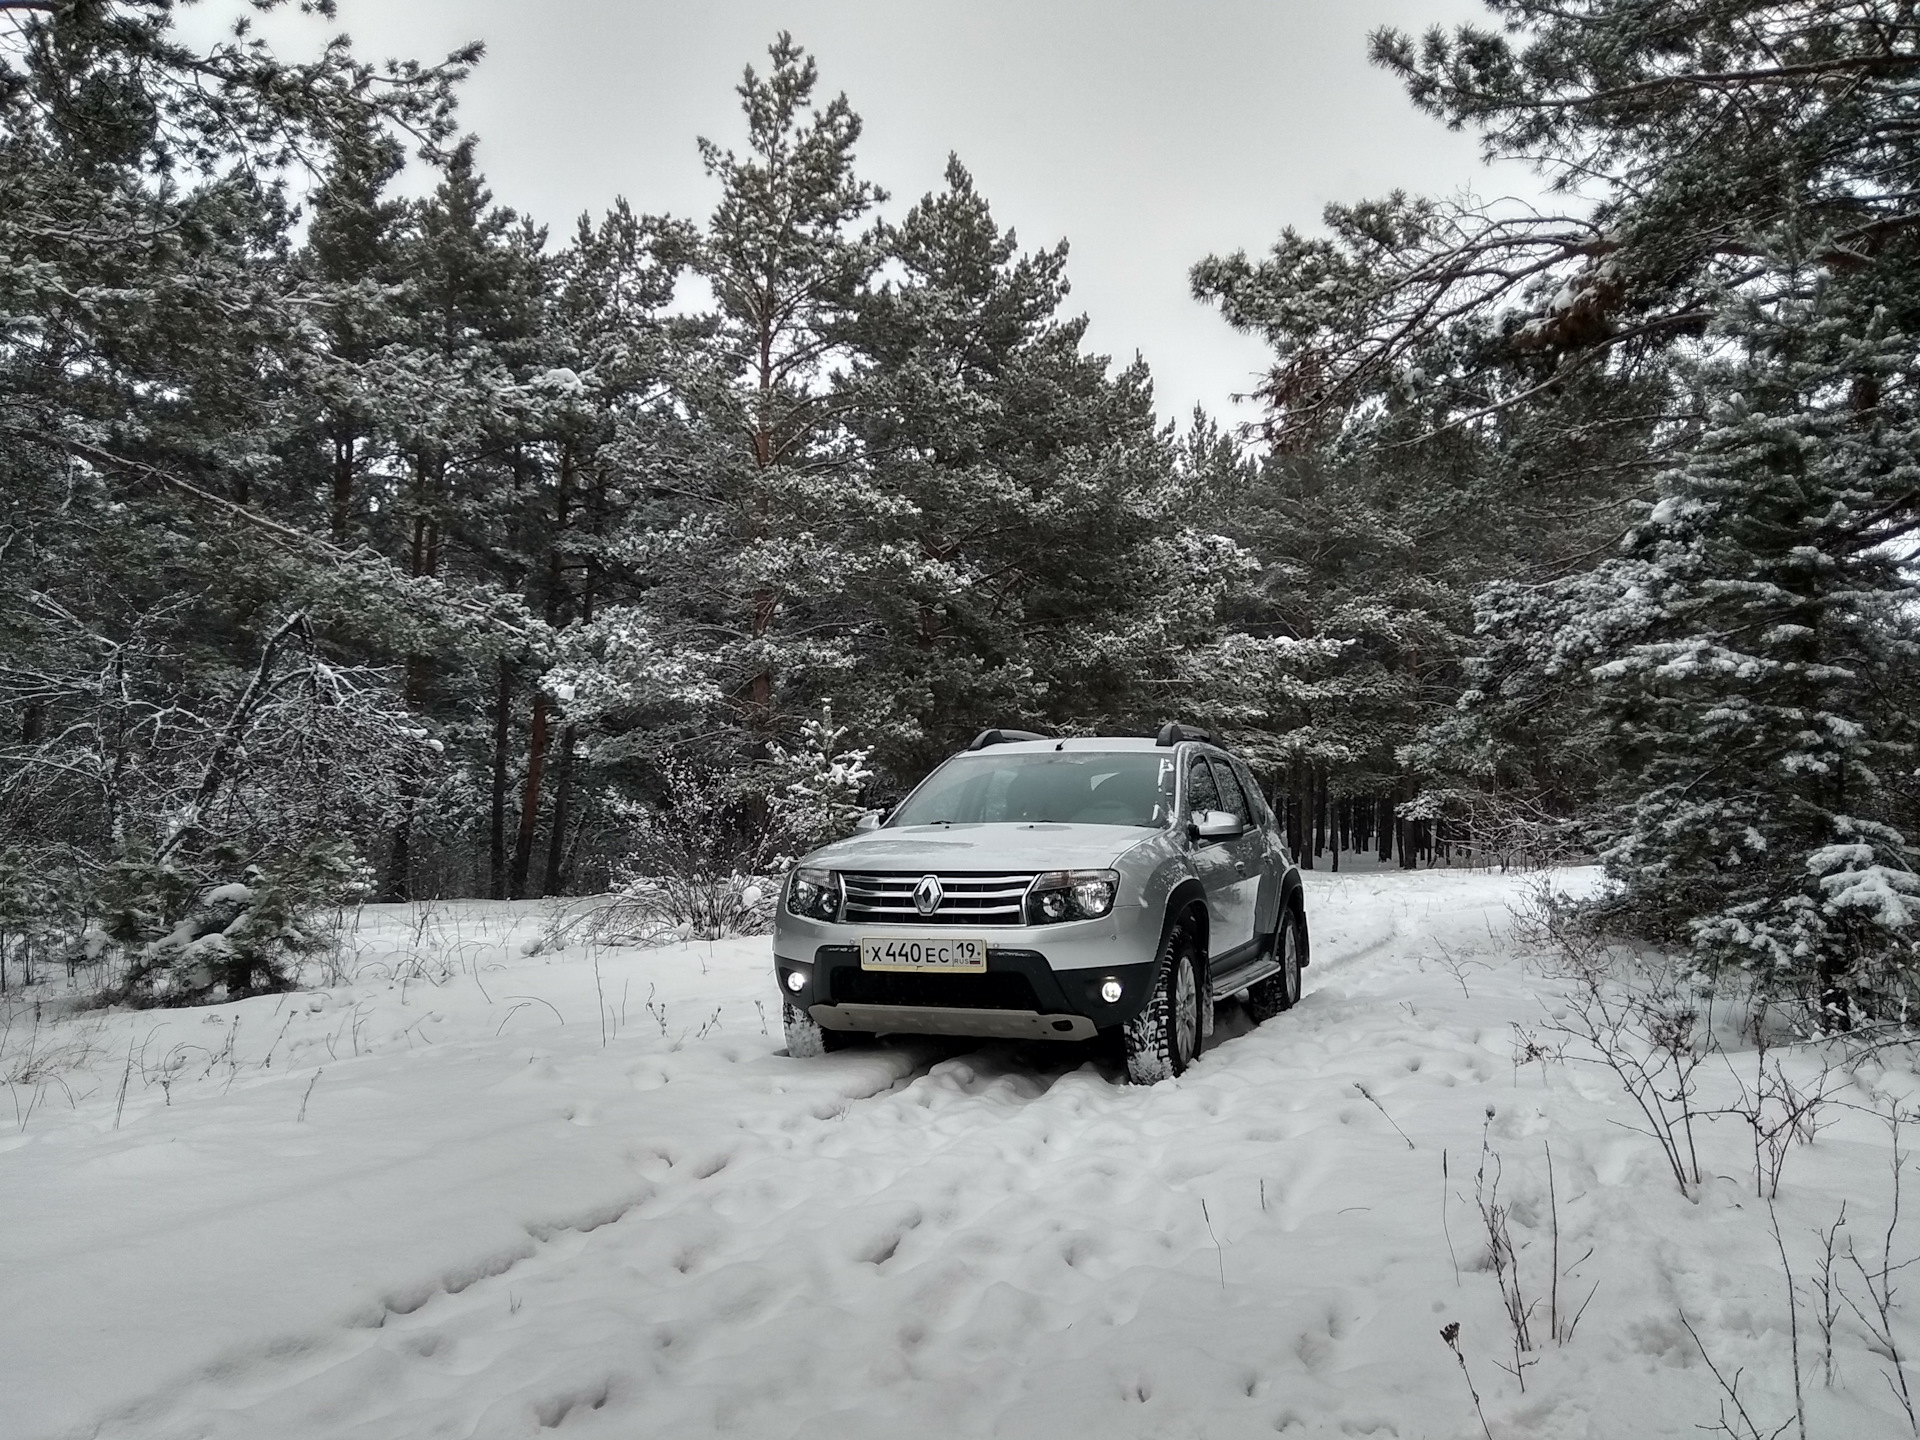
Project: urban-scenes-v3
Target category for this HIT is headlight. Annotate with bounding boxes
[786,867,841,922]
[1025,869,1119,924]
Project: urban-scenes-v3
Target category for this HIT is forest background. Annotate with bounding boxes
[1,0,1915,1018]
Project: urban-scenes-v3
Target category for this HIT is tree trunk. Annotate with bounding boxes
[386,646,430,903]
[384,802,414,902]
[1289,751,1307,864]
[385,455,443,903]
[547,443,574,627]
[542,722,577,898]
[1313,768,1327,860]
[745,589,777,733]
[1817,955,1854,1033]
[490,660,512,901]
[510,691,550,900]
[329,431,355,542]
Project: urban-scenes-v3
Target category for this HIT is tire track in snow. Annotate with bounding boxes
[92,1043,1149,1440]
[72,871,1551,1440]
[141,914,1421,1438]
[74,1035,1104,1440]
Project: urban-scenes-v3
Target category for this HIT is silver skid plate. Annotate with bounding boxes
[812,1004,1097,1042]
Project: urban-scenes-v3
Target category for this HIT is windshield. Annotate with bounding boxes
[889,751,1176,829]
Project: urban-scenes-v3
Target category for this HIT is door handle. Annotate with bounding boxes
[1234,861,1248,876]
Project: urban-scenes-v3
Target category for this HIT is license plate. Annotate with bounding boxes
[859,937,986,972]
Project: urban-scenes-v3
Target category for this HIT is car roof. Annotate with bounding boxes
[955,737,1229,757]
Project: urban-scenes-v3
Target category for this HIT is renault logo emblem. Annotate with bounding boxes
[913,874,944,916]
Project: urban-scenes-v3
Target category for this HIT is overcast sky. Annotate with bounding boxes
[186,0,1528,431]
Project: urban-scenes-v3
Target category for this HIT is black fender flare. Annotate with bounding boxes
[1279,869,1310,967]
[1161,879,1210,983]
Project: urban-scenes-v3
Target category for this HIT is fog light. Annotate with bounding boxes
[785,969,806,993]
[1100,978,1123,1004]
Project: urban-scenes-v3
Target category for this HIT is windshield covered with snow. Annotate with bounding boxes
[889,751,1176,828]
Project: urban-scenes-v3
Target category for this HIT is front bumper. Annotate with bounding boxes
[773,920,1161,1041]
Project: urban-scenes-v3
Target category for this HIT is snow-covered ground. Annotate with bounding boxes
[5,868,1917,1439]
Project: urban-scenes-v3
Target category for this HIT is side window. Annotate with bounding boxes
[1231,760,1269,825]
[1210,759,1251,826]
[1185,756,1221,817]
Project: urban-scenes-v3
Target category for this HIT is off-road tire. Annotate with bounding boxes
[1247,906,1304,1021]
[1124,915,1205,1084]
[783,1000,861,1057]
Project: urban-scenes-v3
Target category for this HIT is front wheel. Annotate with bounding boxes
[1124,915,1205,1084]
[783,1000,862,1057]
[1247,907,1304,1021]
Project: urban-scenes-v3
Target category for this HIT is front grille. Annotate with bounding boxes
[828,968,1042,1011]
[841,871,1036,927]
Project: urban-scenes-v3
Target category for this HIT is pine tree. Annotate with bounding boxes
[0,1,491,986]
[295,109,410,545]
[841,157,1217,773]
[551,35,884,804]
[1566,290,1919,1013]
[685,32,884,753]
[1249,0,1920,993]
[368,139,549,899]
[513,202,694,896]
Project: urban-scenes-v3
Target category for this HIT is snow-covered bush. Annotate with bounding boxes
[571,764,782,947]
[105,840,373,1005]
[0,852,74,991]
[765,707,875,851]
[1400,788,1589,872]
[3,610,434,1004]
[569,716,872,948]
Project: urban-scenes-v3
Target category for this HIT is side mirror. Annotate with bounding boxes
[1190,809,1244,842]
[853,810,884,834]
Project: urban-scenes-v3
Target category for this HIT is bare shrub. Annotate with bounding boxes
[1,999,109,1125]
[1516,881,1715,1194]
[1,609,432,1004]
[1837,1109,1919,1433]
[1404,787,1590,871]
[1453,1123,1597,1401]
[548,715,873,951]
[1720,1031,1842,1200]
[1678,1308,1797,1440]
[560,763,783,948]
[1473,1128,1537,1390]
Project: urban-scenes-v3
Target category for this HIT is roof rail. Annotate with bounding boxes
[1155,722,1215,747]
[967,728,1049,751]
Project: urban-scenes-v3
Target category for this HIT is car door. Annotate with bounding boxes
[1205,757,1263,958]
[1228,756,1284,942]
[1182,751,1246,958]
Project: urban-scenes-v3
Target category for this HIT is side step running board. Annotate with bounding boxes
[1212,956,1281,996]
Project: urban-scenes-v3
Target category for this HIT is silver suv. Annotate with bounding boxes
[772,724,1309,1083]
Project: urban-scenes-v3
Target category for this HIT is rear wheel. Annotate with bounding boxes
[1124,915,1205,1084]
[783,1000,862,1057]
[1247,907,1304,1021]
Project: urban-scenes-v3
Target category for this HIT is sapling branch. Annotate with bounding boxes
[1679,1310,1794,1440]
[1765,1195,1808,1440]
[1440,1322,1495,1440]
[1355,1082,1415,1149]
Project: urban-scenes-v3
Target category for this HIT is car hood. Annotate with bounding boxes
[804,823,1157,873]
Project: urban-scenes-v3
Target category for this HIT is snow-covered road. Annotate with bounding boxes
[5,868,1915,1439]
